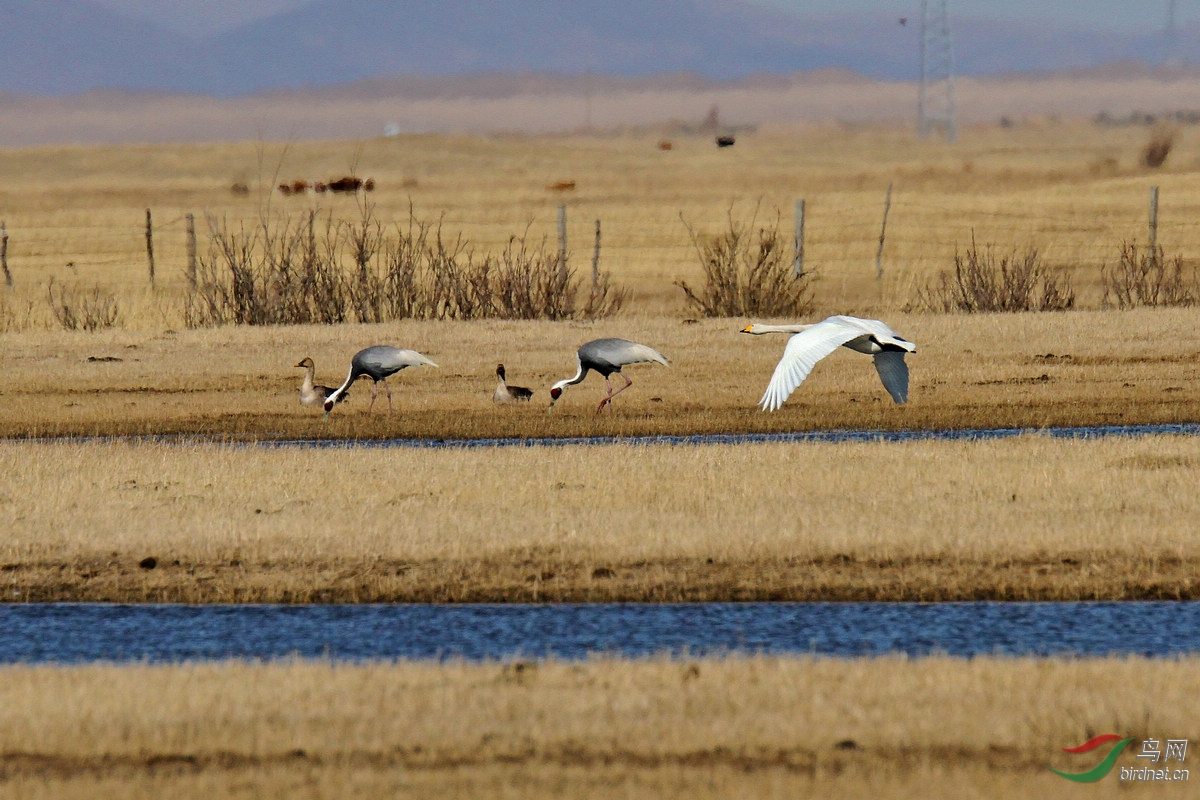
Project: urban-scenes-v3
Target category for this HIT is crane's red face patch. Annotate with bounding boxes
[323,399,334,411]
[550,387,562,400]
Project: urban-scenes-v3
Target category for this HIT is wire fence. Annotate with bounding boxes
[0,187,1196,295]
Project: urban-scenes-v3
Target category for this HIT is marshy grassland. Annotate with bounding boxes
[1,122,1199,799]
[1,308,1199,440]
[0,128,1195,598]
[2,430,1198,602]
[0,655,1195,798]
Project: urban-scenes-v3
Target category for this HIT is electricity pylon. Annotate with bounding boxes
[918,0,956,141]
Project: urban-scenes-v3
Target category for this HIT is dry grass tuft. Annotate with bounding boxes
[46,277,121,331]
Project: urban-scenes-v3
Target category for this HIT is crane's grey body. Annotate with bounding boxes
[324,345,437,415]
[494,364,533,403]
[743,316,915,410]
[549,337,668,412]
[295,357,347,408]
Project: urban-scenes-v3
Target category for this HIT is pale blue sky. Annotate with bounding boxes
[95,0,1191,37]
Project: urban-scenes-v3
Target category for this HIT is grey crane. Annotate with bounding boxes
[295,357,348,408]
[323,345,438,416]
[493,364,533,403]
[741,315,916,410]
[549,337,668,413]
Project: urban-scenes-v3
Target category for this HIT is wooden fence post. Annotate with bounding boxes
[0,222,10,287]
[1149,185,1159,263]
[591,219,601,286]
[876,183,893,280]
[185,213,197,288]
[793,199,805,279]
[557,204,568,279]
[145,208,156,287]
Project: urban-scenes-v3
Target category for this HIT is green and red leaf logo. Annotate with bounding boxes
[1047,734,1136,782]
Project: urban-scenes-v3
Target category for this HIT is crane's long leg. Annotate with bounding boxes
[368,380,379,413]
[596,373,633,413]
[383,379,393,415]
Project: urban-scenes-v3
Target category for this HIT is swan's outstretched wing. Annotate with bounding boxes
[758,318,866,411]
[872,351,910,404]
[830,315,915,352]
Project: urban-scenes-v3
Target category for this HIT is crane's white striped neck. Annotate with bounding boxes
[548,357,589,408]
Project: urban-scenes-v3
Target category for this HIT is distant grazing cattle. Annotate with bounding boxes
[230,182,250,196]
[277,176,375,195]
[657,140,673,151]
[547,181,576,191]
[327,176,364,193]
[716,136,736,148]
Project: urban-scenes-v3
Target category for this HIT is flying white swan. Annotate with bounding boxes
[742,315,916,410]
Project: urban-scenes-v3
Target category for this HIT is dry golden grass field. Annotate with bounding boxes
[1,118,1200,322]
[0,656,1195,799]
[0,123,1199,602]
[2,429,1199,603]
[1,121,1198,798]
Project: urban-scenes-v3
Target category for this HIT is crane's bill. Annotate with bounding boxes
[872,351,909,404]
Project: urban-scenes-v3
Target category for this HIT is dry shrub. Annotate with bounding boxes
[183,205,625,327]
[46,278,121,331]
[676,208,814,318]
[0,290,36,333]
[914,238,1074,313]
[1102,241,1197,309]
[1142,125,1176,168]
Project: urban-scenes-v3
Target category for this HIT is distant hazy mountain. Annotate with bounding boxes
[0,0,1187,96]
[0,0,197,93]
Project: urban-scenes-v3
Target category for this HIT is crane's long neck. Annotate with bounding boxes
[324,365,358,409]
[742,323,813,335]
[554,358,589,390]
[548,358,590,408]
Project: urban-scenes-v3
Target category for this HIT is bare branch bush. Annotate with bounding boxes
[913,237,1074,313]
[676,208,814,318]
[183,205,626,327]
[1101,241,1197,309]
[46,278,121,331]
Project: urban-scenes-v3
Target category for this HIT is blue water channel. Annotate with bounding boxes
[28,422,1200,452]
[0,602,1196,664]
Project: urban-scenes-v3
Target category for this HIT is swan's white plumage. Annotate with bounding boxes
[752,315,915,411]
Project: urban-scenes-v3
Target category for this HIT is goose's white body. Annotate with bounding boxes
[295,357,345,408]
[493,364,533,403]
[743,316,915,410]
